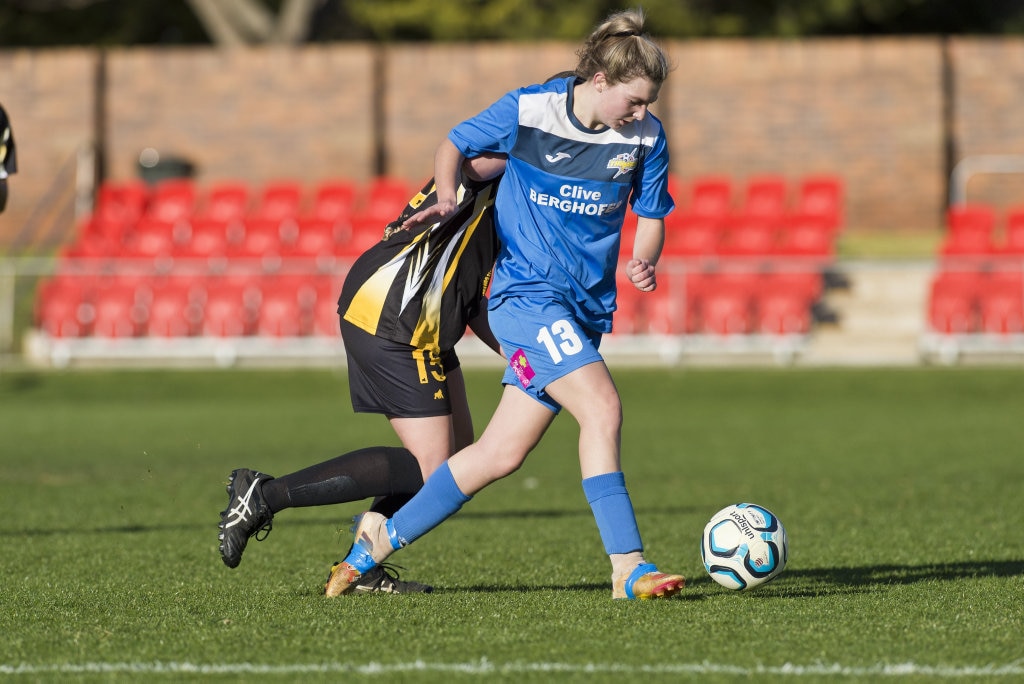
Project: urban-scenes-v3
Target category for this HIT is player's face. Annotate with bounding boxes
[597,75,660,130]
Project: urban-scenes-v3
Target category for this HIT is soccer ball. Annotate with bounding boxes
[701,502,788,590]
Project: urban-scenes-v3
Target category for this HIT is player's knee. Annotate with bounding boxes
[577,391,622,433]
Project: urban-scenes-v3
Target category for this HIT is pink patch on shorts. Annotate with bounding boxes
[509,348,536,389]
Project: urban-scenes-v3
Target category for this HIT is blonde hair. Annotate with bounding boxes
[574,9,670,86]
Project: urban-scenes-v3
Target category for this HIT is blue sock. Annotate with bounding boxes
[582,471,643,555]
[391,461,471,546]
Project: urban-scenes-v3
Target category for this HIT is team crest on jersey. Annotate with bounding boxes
[607,150,638,178]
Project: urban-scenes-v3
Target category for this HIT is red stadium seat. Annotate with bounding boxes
[774,215,835,259]
[146,178,196,224]
[760,270,823,306]
[199,180,250,223]
[35,277,95,338]
[699,290,752,335]
[264,276,317,331]
[612,269,645,334]
[644,286,690,335]
[61,229,119,262]
[200,281,260,337]
[91,282,146,338]
[144,279,204,337]
[940,203,996,259]
[667,177,733,247]
[926,270,981,334]
[717,216,777,257]
[176,217,232,260]
[233,217,286,258]
[310,179,358,224]
[1001,207,1024,255]
[122,216,179,260]
[979,293,1024,335]
[94,179,149,237]
[755,291,811,335]
[793,174,843,233]
[930,269,983,302]
[337,215,385,257]
[663,217,719,257]
[928,293,975,334]
[946,203,996,236]
[688,176,733,219]
[939,227,995,258]
[253,180,304,222]
[257,286,308,337]
[312,295,342,338]
[361,177,411,223]
[741,175,788,221]
[284,217,342,262]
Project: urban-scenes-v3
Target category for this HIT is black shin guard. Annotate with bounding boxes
[261,447,424,511]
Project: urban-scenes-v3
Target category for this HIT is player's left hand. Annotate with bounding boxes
[626,258,657,292]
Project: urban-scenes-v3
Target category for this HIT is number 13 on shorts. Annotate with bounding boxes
[536,319,584,363]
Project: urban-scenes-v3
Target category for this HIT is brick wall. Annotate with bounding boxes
[0,49,97,248]
[382,41,575,181]
[104,45,376,186]
[666,38,946,234]
[1,37,1023,250]
[950,38,1024,211]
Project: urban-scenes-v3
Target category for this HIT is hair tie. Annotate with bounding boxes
[611,30,638,38]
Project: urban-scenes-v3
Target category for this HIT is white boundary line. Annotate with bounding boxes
[2,660,1023,677]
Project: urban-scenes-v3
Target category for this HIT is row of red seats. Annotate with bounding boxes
[938,203,1024,257]
[79,173,843,264]
[95,173,842,234]
[614,268,822,336]
[620,174,842,260]
[35,273,345,340]
[67,176,409,265]
[90,177,406,237]
[65,213,383,264]
[667,174,842,231]
[926,266,1024,335]
[927,202,1024,335]
[35,264,824,341]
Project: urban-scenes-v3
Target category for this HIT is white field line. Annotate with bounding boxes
[2,660,1024,678]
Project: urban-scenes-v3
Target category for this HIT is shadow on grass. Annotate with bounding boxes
[786,560,1024,586]
[3,505,703,539]
[710,560,1024,599]
[430,560,1024,599]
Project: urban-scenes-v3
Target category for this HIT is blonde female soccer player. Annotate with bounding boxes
[326,8,685,600]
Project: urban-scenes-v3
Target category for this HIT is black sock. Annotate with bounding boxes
[370,492,415,518]
[260,447,424,512]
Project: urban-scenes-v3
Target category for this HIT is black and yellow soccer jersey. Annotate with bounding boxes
[338,174,500,354]
[0,105,16,178]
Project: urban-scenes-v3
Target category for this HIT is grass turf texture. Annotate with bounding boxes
[1,366,1022,682]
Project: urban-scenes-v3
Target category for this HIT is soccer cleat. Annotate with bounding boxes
[612,563,685,600]
[218,468,274,568]
[324,560,362,597]
[352,565,433,594]
[323,512,398,596]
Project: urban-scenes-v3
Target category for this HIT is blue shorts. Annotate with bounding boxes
[488,296,605,413]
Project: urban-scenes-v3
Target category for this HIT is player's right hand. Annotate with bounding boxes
[401,199,457,230]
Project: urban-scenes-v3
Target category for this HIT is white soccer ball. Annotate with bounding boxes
[701,502,788,590]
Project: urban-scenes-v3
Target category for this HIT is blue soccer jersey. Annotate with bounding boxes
[448,76,674,333]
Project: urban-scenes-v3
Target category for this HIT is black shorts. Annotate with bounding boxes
[341,318,460,418]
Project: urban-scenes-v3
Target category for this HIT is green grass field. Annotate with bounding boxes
[1,366,1022,682]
